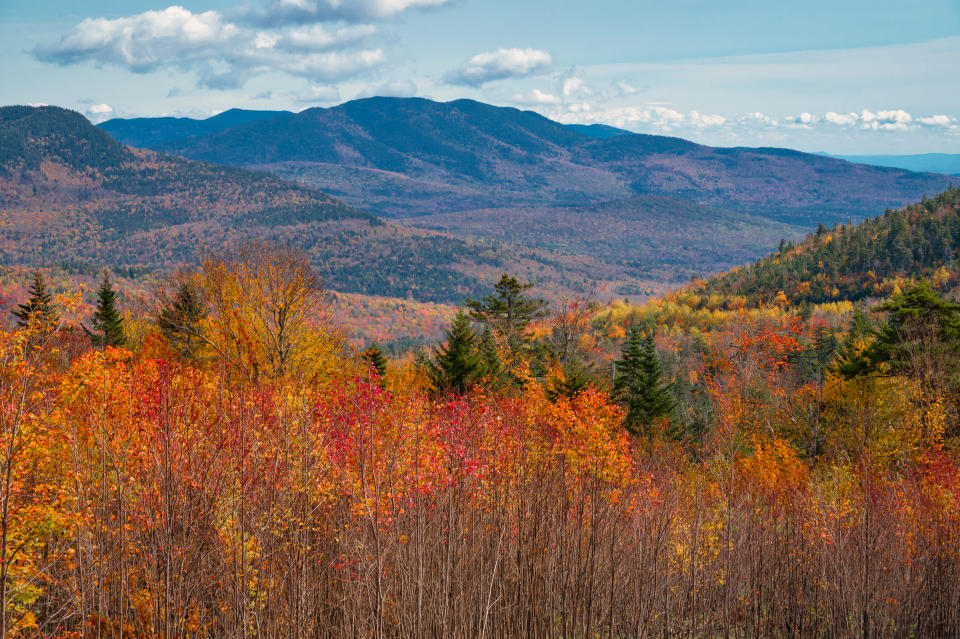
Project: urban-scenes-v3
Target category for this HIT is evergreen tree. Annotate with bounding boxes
[364,344,388,379]
[427,312,485,395]
[157,281,207,360]
[466,274,547,364]
[88,271,125,348]
[546,358,594,402]
[13,271,59,328]
[613,325,675,436]
[859,281,960,437]
[867,280,960,375]
[834,304,874,378]
[477,326,506,388]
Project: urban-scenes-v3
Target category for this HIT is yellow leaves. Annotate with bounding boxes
[194,245,344,383]
[932,265,952,288]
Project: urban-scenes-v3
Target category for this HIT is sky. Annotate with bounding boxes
[1,0,959,154]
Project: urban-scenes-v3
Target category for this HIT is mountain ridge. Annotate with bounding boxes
[2,105,630,302]
[97,97,953,228]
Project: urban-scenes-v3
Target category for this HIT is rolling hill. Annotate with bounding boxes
[693,185,960,307]
[0,105,642,303]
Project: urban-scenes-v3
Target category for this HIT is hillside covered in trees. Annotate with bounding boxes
[693,185,960,307]
[0,105,662,302]
[99,99,955,287]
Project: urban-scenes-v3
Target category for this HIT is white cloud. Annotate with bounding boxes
[689,110,725,128]
[561,76,589,97]
[824,111,858,125]
[615,80,639,96]
[741,111,778,126]
[547,102,959,147]
[272,24,377,51]
[511,88,561,106]
[294,84,341,103]
[444,48,553,87]
[551,104,728,132]
[34,6,386,89]
[240,0,451,25]
[919,114,953,126]
[85,103,114,122]
[355,79,418,98]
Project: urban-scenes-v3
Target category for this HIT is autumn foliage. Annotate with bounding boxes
[3,257,960,638]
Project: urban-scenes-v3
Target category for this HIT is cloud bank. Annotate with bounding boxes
[33,5,404,89]
[444,48,553,87]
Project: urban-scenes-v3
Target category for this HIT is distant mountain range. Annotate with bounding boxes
[99,98,951,225]
[1,99,953,305]
[2,105,632,302]
[99,108,293,149]
[94,98,954,292]
[827,153,960,177]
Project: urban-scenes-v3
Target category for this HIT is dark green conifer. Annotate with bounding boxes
[477,326,506,388]
[364,344,388,379]
[546,358,594,402]
[466,274,547,363]
[157,281,207,359]
[13,271,59,328]
[88,271,125,348]
[613,325,675,436]
[833,304,873,378]
[427,312,485,395]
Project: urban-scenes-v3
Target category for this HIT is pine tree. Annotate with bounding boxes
[466,274,547,365]
[364,344,388,379]
[13,271,59,328]
[427,312,485,395]
[613,325,675,436]
[157,281,207,359]
[546,358,594,402]
[477,326,506,388]
[88,271,125,348]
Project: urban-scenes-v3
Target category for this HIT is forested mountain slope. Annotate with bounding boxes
[103,97,953,227]
[0,105,623,302]
[695,185,960,306]
[98,108,292,149]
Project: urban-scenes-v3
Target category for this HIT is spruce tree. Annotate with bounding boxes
[477,326,506,388]
[613,325,675,436]
[466,274,547,364]
[427,312,485,395]
[157,281,207,359]
[88,271,125,348]
[364,344,388,378]
[546,358,594,402]
[13,271,59,328]
[834,305,873,378]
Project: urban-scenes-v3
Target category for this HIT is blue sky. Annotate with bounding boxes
[2,0,958,153]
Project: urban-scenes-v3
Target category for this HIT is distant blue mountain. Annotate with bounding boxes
[98,108,292,148]
[830,153,960,177]
[565,123,631,139]
[130,96,951,227]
